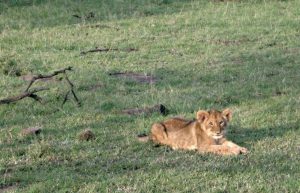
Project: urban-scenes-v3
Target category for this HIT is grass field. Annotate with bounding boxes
[1,0,300,192]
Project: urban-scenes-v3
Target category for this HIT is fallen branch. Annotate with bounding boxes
[0,66,81,107]
[80,47,138,55]
[25,66,73,91]
[0,87,49,105]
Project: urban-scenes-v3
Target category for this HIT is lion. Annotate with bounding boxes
[138,108,248,155]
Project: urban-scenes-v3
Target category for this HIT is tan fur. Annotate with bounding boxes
[140,109,248,155]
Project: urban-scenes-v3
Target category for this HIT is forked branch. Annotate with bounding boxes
[25,66,73,91]
[0,66,81,107]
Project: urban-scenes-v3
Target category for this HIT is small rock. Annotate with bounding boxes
[78,129,95,141]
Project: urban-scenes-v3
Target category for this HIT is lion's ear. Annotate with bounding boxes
[222,108,232,122]
[196,110,209,122]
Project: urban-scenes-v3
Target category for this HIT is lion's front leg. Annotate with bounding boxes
[222,140,248,154]
[198,145,241,155]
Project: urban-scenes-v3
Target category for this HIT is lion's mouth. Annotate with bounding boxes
[212,134,223,139]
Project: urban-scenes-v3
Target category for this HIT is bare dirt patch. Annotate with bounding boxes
[109,72,157,84]
[20,127,42,136]
[0,185,18,193]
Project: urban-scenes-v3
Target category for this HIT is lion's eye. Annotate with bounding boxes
[219,121,224,126]
[208,122,213,126]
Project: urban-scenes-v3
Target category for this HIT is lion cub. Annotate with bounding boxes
[139,109,248,155]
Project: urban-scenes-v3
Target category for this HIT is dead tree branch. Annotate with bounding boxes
[0,87,49,105]
[80,47,138,55]
[0,66,81,107]
[25,66,73,91]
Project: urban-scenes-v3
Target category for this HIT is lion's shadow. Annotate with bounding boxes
[227,123,298,146]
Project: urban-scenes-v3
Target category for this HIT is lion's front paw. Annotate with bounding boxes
[230,147,242,155]
[229,146,248,155]
[239,147,248,154]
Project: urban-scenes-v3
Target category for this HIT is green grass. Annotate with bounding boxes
[1,0,300,192]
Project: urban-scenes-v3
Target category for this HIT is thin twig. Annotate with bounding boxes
[71,90,81,107]
[62,91,70,107]
[63,73,81,107]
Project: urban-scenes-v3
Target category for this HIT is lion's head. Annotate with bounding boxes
[196,109,232,139]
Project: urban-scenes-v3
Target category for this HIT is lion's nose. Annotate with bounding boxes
[216,131,222,135]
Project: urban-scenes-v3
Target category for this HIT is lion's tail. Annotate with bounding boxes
[137,133,149,142]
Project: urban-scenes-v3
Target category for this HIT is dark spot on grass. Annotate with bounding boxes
[78,129,96,141]
[274,90,287,96]
[121,104,169,116]
[0,59,23,77]
[122,165,140,171]
[265,72,278,77]
[266,42,277,47]
[72,11,95,20]
[153,144,161,148]
[0,184,18,193]
[137,133,148,138]
[20,127,42,136]
[78,83,105,92]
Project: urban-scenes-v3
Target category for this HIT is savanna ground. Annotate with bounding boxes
[0,0,300,192]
